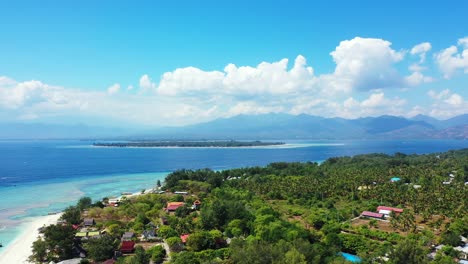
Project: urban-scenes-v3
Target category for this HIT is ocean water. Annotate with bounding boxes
[0,139,467,252]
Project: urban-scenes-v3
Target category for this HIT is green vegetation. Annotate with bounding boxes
[30,148,468,263]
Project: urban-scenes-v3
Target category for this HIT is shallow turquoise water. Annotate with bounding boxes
[0,172,167,253]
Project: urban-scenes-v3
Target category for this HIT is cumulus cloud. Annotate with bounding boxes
[435,37,468,78]
[427,89,467,118]
[410,42,431,63]
[139,74,156,91]
[155,55,316,97]
[1,37,467,126]
[107,83,120,95]
[404,42,435,86]
[146,37,413,99]
[405,72,434,86]
[329,37,404,91]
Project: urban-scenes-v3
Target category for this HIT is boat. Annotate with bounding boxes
[0,242,3,247]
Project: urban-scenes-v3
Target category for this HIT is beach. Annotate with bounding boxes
[0,213,62,264]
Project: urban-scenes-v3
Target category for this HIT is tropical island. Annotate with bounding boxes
[92,140,285,148]
[27,149,468,263]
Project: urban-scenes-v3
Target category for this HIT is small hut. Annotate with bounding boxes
[83,218,95,227]
[122,232,135,241]
[120,241,135,253]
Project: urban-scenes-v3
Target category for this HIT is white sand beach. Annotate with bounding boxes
[0,213,62,264]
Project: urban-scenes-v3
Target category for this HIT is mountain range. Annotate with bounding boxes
[150,113,468,140]
[0,114,467,140]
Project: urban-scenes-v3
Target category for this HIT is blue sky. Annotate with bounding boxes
[0,1,467,127]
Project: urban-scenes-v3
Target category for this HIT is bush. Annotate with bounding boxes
[147,245,166,263]
[166,237,184,252]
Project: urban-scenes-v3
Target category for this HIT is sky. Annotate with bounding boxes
[0,0,467,127]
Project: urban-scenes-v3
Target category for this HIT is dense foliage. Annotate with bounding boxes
[30,148,468,263]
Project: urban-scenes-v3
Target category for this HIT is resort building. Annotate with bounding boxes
[120,241,135,253]
[377,206,404,217]
[121,232,135,241]
[166,202,185,212]
[83,218,95,226]
[360,211,384,219]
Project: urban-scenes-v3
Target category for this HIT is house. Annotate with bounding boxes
[192,200,202,210]
[142,230,157,240]
[120,241,135,253]
[166,202,185,212]
[147,221,157,228]
[455,244,468,260]
[122,232,135,241]
[102,259,116,264]
[83,218,95,226]
[377,206,404,217]
[360,211,384,219]
[174,191,188,195]
[390,177,401,182]
[180,234,190,244]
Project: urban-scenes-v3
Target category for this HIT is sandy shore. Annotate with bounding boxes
[0,213,62,264]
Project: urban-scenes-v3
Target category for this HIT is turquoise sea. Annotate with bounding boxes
[1,139,467,253]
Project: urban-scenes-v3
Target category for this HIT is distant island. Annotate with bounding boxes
[93,140,285,148]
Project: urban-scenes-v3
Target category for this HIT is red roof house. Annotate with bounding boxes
[166,202,185,212]
[180,234,190,243]
[377,206,404,214]
[120,241,135,253]
[361,211,384,219]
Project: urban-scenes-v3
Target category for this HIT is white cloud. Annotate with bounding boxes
[458,37,468,48]
[139,74,156,91]
[444,93,463,106]
[1,37,467,126]
[410,42,431,63]
[406,42,435,85]
[228,101,285,116]
[408,64,426,72]
[151,37,411,99]
[155,55,316,97]
[435,37,468,78]
[329,37,404,91]
[343,97,359,108]
[427,89,467,119]
[428,89,450,100]
[405,72,434,86]
[107,83,120,95]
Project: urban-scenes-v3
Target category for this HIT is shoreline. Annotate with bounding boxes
[0,187,152,263]
[0,213,63,264]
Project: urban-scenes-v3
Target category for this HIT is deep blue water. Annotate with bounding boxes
[0,139,467,252]
[1,139,467,187]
